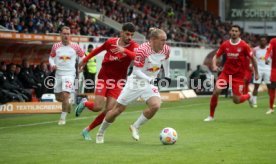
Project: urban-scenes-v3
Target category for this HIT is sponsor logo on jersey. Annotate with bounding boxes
[59,55,71,61]
[147,66,160,72]
[227,53,239,58]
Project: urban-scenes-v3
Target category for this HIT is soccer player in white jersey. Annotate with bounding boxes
[49,26,84,125]
[95,28,171,143]
[252,36,271,108]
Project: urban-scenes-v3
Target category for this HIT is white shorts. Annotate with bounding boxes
[253,69,271,84]
[117,79,160,106]
[54,76,75,93]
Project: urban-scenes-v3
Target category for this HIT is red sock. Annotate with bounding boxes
[210,95,218,117]
[269,89,275,109]
[239,94,250,103]
[86,112,106,131]
[84,101,94,111]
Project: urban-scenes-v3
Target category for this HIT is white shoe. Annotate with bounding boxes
[248,92,254,108]
[58,119,66,125]
[266,109,274,115]
[204,116,214,122]
[129,125,139,141]
[96,133,104,144]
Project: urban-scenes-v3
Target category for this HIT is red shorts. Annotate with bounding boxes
[244,70,252,82]
[94,79,124,99]
[216,72,245,96]
[271,69,276,82]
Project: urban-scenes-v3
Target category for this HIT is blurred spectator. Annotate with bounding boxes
[34,61,50,96]
[0,61,28,102]
[19,58,43,98]
[6,63,32,101]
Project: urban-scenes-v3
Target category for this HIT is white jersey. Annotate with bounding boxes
[130,42,170,81]
[49,42,84,76]
[253,45,271,71]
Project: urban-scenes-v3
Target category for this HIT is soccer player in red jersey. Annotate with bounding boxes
[95,28,171,143]
[265,37,276,114]
[204,25,259,122]
[74,22,139,140]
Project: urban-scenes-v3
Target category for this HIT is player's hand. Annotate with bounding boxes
[78,61,85,73]
[265,59,270,65]
[110,44,125,55]
[50,65,57,72]
[212,65,219,72]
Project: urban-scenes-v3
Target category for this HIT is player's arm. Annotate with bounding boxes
[265,43,272,64]
[79,43,106,71]
[247,45,259,80]
[49,45,57,71]
[161,51,171,85]
[110,43,138,60]
[213,45,224,71]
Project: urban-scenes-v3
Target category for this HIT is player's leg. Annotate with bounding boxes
[75,80,107,116]
[229,76,253,106]
[204,73,226,121]
[252,83,260,107]
[96,83,141,143]
[267,82,276,114]
[252,70,263,107]
[129,85,161,140]
[85,96,117,132]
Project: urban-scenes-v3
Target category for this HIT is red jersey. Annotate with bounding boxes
[216,39,253,79]
[83,38,139,81]
[265,38,276,69]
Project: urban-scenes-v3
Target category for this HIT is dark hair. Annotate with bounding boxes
[122,22,136,32]
[88,44,93,49]
[259,35,267,40]
[231,25,241,32]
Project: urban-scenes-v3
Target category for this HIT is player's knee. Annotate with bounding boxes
[232,97,240,104]
[150,102,161,111]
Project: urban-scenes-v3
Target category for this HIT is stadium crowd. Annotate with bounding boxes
[0,59,53,103]
[0,0,259,46]
[0,0,117,37]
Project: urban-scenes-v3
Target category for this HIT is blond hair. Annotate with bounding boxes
[61,26,70,32]
[148,27,165,38]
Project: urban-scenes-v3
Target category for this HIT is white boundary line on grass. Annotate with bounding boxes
[0,102,209,130]
[1,94,259,130]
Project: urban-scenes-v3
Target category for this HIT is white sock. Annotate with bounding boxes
[133,113,149,129]
[252,96,257,104]
[98,119,111,134]
[60,112,67,120]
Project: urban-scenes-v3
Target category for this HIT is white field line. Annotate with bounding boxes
[0,102,209,130]
[0,94,263,130]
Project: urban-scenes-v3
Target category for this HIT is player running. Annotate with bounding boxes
[49,26,85,125]
[265,37,276,114]
[95,28,171,143]
[75,22,138,140]
[204,25,259,122]
[252,36,271,108]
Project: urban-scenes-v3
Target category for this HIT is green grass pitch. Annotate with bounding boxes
[1,93,276,164]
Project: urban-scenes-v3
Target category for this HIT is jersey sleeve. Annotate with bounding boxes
[75,45,85,57]
[215,44,225,57]
[265,43,272,60]
[83,41,108,63]
[245,43,253,58]
[50,44,57,57]
[133,47,146,68]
